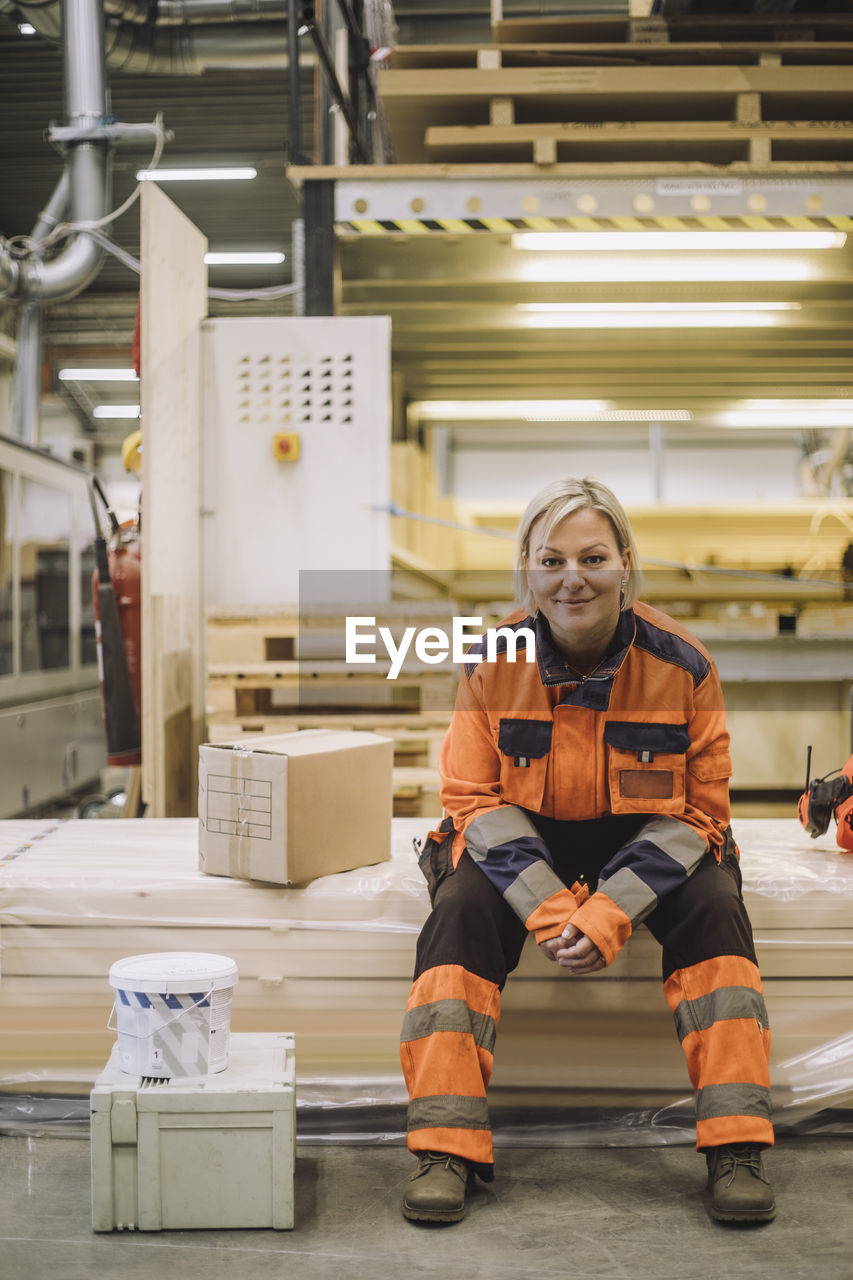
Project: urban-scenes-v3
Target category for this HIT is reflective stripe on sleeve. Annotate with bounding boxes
[593,864,658,925]
[504,859,569,924]
[631,816,707,871]
[465,805,541,859]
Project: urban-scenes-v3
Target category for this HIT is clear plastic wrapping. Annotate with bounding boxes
[1,815,852,1143]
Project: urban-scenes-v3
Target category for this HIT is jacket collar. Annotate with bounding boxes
[535,608,637,688]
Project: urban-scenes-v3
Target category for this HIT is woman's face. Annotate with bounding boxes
[526,507,630,663]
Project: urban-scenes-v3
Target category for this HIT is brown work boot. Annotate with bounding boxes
[402,1151,473,1224]
[706,1144,776,1222]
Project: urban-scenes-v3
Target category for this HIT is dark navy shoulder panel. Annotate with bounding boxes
[632,614,711,687]
[464,614,536,678]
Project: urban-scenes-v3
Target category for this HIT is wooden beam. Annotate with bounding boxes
[140,184,208,817]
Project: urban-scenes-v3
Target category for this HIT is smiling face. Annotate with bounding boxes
[526,507,630,670]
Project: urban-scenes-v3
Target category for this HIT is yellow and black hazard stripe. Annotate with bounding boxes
[339,214,853,235]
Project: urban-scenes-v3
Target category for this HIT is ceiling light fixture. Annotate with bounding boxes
[93,405,141,419]
[517,256,815,283]
[512,231,847,251]
[721,399,853,428]
[58,368,138,382]
[516,302,800,314]
[136,167,258,182]
[204,251,286,265]
[524,409,693,423]
[415,399,606,420]
[412,400,692,422]
[520,311,788,328]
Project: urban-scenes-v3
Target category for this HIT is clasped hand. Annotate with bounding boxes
[539,923,605,974]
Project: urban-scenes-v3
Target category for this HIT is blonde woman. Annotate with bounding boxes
[400,477,774,1226]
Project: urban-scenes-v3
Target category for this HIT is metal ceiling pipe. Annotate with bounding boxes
[21,0,294,72]
[36,0,289,28]
[10,173,71,444]
[104,19,289,71]
[0,0,111,304]
[139,0,288,24]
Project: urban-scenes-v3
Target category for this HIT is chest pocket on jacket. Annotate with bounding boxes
[604,721,689,816]
[497,718,552,810]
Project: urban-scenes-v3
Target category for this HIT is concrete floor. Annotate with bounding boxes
[2,1133,852,1280]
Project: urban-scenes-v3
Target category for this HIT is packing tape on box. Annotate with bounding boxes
[231,744,254,881]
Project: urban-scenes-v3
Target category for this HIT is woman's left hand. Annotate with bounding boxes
[539,924,606,974]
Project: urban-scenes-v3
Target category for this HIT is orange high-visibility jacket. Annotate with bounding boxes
[438,602,733,967]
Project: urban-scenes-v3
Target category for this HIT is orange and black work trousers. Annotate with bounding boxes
[401,814,773,1174]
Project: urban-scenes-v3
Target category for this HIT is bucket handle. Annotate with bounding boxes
[107,984,215,1034]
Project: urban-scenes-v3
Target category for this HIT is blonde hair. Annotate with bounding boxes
[514,476,643,614]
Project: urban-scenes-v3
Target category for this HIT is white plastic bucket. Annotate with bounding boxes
[108,952,239,1079]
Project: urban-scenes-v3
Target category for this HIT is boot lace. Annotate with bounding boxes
[713,1144,768,1186]
[417,1151,469,1180]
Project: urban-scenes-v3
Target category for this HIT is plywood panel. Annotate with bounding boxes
[140,184,208,816]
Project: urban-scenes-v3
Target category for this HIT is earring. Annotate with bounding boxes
[619,576,628,607]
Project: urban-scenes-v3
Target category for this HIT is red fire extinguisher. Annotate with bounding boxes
[90,477,142,767]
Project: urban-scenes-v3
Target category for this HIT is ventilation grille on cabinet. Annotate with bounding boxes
[235,351,355,428]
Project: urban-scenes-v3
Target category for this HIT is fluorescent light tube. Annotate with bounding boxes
[517,302,799,314]
[521,312,783,328]
[524,409,693,422]
[415,399,606,420]
[518,257,814,283]
[721,399,853,428]
[723,413,853,427]
[59,368,138,382]
[136,167,258,182]
[412,400,692,422]
[512,231,846,251]
[93,406,141,419]
[204,252,286,265]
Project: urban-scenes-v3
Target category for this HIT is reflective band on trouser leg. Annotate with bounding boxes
[401,963,500,1166]
[664,955,774,1150]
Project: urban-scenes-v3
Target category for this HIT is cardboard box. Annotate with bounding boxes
[91,1032,295,1231]
[198,729,393,884]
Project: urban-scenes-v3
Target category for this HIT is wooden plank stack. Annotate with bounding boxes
[380,16,853,169]
[205,604,459,816]
[1,815,851,1128]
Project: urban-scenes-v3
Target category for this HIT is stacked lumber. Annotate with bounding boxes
[1,815,851,1128]
[206,607,455,816]
[207,604,459,719]
[381,18,853,169]
[493,13,853,47]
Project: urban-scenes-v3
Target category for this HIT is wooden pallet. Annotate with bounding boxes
[207,602,462,665]
[206,713,448,760]
[206,660,459,718]
[207,614,299,664]
[391,41,853,71]
[425,118,853,166]
[379,62,853,167]
[493,14,853,45]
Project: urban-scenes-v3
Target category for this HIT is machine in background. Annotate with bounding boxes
[798,746,853,852]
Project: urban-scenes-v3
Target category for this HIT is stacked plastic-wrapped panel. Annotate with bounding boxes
[1,816,851,1141]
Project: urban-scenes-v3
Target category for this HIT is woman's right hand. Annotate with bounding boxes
[539,924,605,975]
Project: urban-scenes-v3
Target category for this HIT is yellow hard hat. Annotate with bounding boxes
[122,429,142,473]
